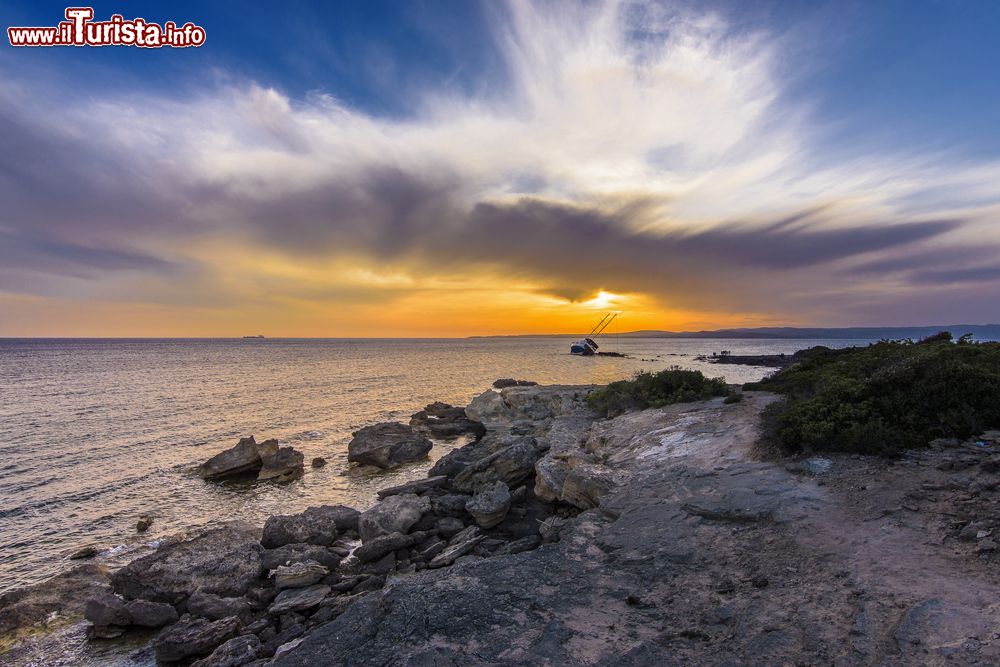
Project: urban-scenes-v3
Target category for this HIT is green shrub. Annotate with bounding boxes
[746,332,1000,456]
[724,392,744,404]
[587,367,730,417]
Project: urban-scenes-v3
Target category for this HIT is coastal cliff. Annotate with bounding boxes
[3,379,1000,665]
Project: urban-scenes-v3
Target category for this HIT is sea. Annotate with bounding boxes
[0,336,876,595]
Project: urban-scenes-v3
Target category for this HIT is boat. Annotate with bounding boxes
[242,335,265,339]
[570,313,618,355]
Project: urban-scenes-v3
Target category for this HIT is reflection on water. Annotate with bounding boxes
[0,336,870,592]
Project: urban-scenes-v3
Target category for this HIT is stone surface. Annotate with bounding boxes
[261,543,341,571]
[465,481,511,529]
[68,543,102,560]
[154,614,241,663]
[410,403,486,439]
[111,522,264,604]
[197,436,265,479]
[451,440,540,493]
[348,423,433,469]
[190,634,262,667]
[262,505,358,548]
[353,531,428,563]
[428,527,484,568]
[272,560,329,590]
[257,442,305,482]
[187,591,253,623]
[376,476,449,499]
[268,585,331,615]
[124,599,178,627]
[84,593,131,627]
[357,494,430,543]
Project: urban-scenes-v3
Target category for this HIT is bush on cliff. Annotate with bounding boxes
[587,367,730,418]
[746,332,1000,456]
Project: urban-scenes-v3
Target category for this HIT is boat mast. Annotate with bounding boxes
[592,312,618,336]
[588,313,612,336]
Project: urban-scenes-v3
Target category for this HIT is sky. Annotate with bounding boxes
[1,0,999,337]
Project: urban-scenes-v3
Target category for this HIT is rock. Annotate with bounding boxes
[154,614,241,663]
[262,543,341,571]
[492,378,538,389]
[410,403,486,439]
[538,462,616,510]
[414,539,447,562]
[84,592,131,627]
[136,515,153,532]
[258,442,305,482]
[702,606,735,625]
[452,440,540,493]
[87,624,126,639]
[354,531,429,563]
[191,635,262,667]
[112,522,264,604]
[376,476,449,499]
[465,385,587,428]
[0,564,111,640]
[268,585,331,615]
[311,457,327,468]
[976,539,997,553]
[68,543,102,560]
[187,591,253,623]
[435,517,465,539]
[538,516,568,543]
[352,575,386,594]
[358,494,431,543]
[465,481,511,529]
[363,552,396,576]
[197,436,265,479]
[274,637,306,660]
[496,535,541,555]
[272,560,329,589]
[125,599,178,627]
[959,521,986,542]
[428,527,484,568]
[262,505,358,548]
[431,494,471,518]
[347,423,433,469]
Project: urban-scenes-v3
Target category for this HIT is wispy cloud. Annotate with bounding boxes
[1,0,999,333]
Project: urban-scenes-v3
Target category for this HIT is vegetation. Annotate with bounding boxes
[746,332,1000,456]
[587,367,730,417]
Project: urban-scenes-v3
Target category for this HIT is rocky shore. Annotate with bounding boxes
[3,382,1000,665]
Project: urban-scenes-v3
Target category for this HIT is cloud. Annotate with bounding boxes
[1,0,999,329]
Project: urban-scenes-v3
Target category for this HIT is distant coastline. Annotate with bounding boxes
[470,324,1000,340]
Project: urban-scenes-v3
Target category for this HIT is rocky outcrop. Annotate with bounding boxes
[262,505,357,548]
[357,494,430,542]
[257,441,305,482]
[124,599,178,628]
[197,436,263,479]
[268,584,330,615]
[197,436,305,483]
[154,614,241,663]
[465,481,511,529]
[348,423,433,469]
[272,561,328,589]
[376,475,448,499]
[111,522,264,604]
[190,635,262,667]
[492,378,538,389]
[410,402,486,439]
[451,439,540,493]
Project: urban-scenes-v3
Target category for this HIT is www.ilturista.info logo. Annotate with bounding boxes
[7,7,206,48]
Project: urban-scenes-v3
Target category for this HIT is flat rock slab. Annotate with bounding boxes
[376,476,449,499]
[268,585,331,615]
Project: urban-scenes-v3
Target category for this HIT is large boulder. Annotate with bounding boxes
[261,505,358,548]
[353,531,429,564]
[124,599,178,628]
[258,444,305,482]
[261,543,341,570]
[111,522,264,604]
[154,614,241,663]
[358,494,430,542]
[348,423,433,469]
[465,481,511,529]
[410,403,486,439]
[465,385,590,428]
[197,437,266,479]
[271,561,328,590]
[451,440,540,493]
[84,592,131,628]
[186,591,253,623]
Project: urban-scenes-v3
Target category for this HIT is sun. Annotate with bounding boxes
[584,290,621,310]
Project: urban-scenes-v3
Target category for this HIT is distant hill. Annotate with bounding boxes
[474,325,1000,341]
[617,325,1000,340]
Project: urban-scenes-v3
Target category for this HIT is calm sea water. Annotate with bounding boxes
[0,336,872,594]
